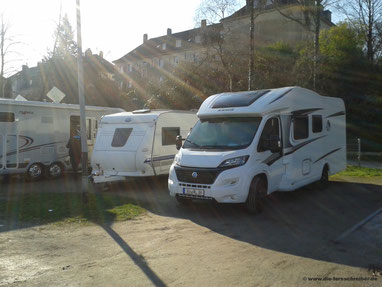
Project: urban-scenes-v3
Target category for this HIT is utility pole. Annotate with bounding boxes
[76,0,89,201]
[248,0,255,91]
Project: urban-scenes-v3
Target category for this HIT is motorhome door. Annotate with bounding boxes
[0,112,18,169]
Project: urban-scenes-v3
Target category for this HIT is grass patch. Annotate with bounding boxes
[0,192,146,226]
[332,165,382,178]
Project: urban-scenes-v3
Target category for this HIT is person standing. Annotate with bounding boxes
[66,134,82,176]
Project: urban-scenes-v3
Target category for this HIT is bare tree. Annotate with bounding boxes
[271,0,337,90]
[337,0,382,63]
[194,0,245,25]
[0,14,22,98]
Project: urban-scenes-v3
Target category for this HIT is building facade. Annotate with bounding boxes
[114,1,333,90]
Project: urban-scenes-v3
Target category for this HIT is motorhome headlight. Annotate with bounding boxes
[219,155,249,168]
[174,154,181,166]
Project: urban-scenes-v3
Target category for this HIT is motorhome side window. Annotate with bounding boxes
[258,118,280,152]
[162,127,180,146]
[312,115,323,133]
[0,112,15,122]
[111,128,133,147]
[293,116,309,140]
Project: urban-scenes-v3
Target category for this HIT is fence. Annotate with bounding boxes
[347,138,361,166]
[347,138,382,168]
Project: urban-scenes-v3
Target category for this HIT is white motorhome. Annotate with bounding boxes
[91,109,198,183]
[0,99,124,180]
[169,87,346,213]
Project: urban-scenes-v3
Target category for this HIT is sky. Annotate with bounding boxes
[1,0,211,76]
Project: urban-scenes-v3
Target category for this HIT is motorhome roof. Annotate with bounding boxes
[0,98,124,112]
[197,87,340,118]
[100,110,195,124]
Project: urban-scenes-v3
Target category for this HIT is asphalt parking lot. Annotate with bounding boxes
[0,175,381,286]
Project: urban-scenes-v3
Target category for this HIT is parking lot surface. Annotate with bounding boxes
[0,175,381,286]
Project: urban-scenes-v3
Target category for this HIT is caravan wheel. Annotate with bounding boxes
[48,163,63,178]
[27,163,44,181]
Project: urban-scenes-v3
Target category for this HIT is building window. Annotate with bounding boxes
[120,82,124,90]
[128,64,132,72]
[159,59,164,68]
[0,112,15,122]
[111,128,133,147]
[162,127,180,146]
[162,43,166,50]
[195,35,201,43]
[312,115,323,133]
[176,39,182,48]
[193,54,199,63]
[293,116,309,140]
[174,56,179,65]
[120,66,124,73]
[29,80,33,85]
[128,81,132,88]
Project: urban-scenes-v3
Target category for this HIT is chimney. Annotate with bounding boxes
[201,19,207,28]
[99,51,104,58]
[85,48,92,57]
[143,33,148,43]
[323,10,332,23]
[167,28,172,35]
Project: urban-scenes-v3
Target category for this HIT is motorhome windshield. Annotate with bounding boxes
[183,117,262,150]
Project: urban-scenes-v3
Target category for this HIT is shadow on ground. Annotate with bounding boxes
[1,174,381,272]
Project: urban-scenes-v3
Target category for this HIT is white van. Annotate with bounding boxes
[168,87,346,213]
[0,99,124,180]
[91,109,198,183]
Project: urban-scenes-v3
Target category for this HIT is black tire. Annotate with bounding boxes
[319,165,329,187]
[48,162,64,179]
[176,195,192,205]
[245,177,266,214]
[27,163,44,181]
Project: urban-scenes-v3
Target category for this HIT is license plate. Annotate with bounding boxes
[183,188,204,196]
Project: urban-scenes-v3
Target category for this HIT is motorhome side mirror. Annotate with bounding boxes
[269,135,281,153]
[175,135,182,150]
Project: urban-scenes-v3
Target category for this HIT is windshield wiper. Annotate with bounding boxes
[185,138,200,148]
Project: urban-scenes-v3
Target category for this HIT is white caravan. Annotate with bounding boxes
[0,99,124,180]
[169,87,346,213]
[91,110,198,183]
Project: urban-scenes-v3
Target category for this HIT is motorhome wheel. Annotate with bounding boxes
[48,163,63,178]
[245,177,265,214]
[320,165,329,187]
[27,163,44,181]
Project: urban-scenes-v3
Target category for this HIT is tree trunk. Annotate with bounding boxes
[248,0,255,91]
[313,1,321,91]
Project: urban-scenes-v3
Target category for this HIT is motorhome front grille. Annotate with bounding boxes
[179,183,211,189]
[174,166,223,184]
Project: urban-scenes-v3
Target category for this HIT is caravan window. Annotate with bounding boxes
[162,127,180,146]
[111,128,133,147]
[293,116,309,140]
[0,112,15,122]
[312,115,323,133]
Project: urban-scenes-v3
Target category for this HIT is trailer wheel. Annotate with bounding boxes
[27,163,44,181]
[48,163,64,179]
[245,177,265,214]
